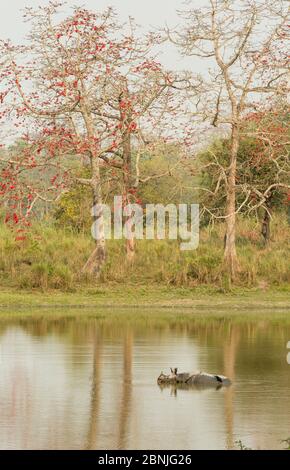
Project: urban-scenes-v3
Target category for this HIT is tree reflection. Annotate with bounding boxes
[223,325,240,450]
[86,329,102,450]
[117,330,133,449]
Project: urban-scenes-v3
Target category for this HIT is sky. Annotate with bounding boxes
[0,0,207,71]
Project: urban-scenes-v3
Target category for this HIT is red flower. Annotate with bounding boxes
[128,122,137,132]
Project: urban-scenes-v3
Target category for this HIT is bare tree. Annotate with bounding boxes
[197,103,289,243]
[169,0,289,279]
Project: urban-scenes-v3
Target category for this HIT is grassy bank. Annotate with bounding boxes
[0,214,289,296]
[0,286,289,310]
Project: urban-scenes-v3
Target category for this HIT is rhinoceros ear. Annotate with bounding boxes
[174,367,178,375]
[215,375,223,383]
[170,367,174,374]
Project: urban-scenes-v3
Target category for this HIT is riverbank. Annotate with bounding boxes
[0,215,289,294]
[0,286,289,310]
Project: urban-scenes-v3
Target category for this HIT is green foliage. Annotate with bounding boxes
[136,143,197,206]
[54,177,92,232]
[198,109,289,226]
[52,143,198,231]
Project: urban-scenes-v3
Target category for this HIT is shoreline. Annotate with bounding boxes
[0,286,289,311]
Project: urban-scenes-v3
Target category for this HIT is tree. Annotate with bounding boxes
[169,0,289,279]
[198,105,290,242]
[53,139,196,239]
[243,106,290,242]
[1,2,186,275]
[79,61,188,262]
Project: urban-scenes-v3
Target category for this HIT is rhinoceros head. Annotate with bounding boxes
[157,368,178,383]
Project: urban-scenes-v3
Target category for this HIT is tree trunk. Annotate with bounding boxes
[80,102,107,278]
[261,207,270,244]
[224,125,239,281]
[121,101,135,262]
[123,147,135,263]
[82,180,106,277]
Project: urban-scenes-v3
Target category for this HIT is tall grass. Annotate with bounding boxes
[0,215,289,291]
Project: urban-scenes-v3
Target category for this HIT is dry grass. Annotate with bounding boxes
[0,214,289,291]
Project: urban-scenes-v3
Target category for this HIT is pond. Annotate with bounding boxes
[0,309,289,450]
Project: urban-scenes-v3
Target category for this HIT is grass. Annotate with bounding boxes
[235,438,290,451]
[0,285,289,310]
[0,292,290,328]
[0,214,289,301]
[282,439,290,450]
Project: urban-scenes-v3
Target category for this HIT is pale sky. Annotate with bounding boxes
[0,0,207,71]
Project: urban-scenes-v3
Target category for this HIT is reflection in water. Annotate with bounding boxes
[0,311,289,450]
[158,382,225,396]
[118,331,133,449]
[86,330,102,450]
[223,326,240,450]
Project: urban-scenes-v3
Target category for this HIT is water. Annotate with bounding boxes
[0,309,289,450]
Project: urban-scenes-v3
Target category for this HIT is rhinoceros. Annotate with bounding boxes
[157,367,231,387]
